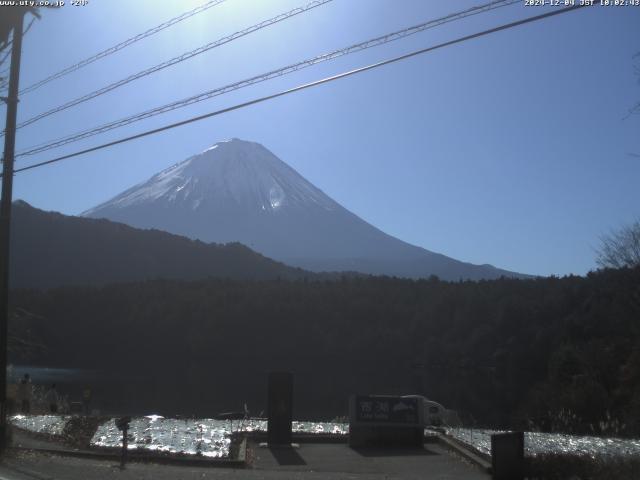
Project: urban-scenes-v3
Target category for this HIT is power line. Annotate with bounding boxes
[9,3,589,176]
[0,17,35,64]
[0,49,11,71]
[0,17,35,94]
[22,17,36,37]
[18,0,227,96]
[9,0,333,134]
[16,0,520,158]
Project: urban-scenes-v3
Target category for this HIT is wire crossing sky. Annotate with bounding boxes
[5,0,640,277]
[9,0,333,133]
[9,3,586,175]
[15,0,518,158]
[18,0,228,95]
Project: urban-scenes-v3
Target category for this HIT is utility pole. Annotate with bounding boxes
[0,8,25,453]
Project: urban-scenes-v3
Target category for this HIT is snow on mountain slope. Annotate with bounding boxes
[86,139,337,214]
[83,138,527,280]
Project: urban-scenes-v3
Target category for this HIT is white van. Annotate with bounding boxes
[402,395,461,427]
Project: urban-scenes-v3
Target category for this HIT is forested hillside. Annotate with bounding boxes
[10,201,311,288]
[9,267,640,434]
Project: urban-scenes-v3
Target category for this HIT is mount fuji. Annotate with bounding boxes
[83,138,526,280]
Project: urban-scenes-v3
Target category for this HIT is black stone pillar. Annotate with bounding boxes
[491,431,524,480]
[267,372,293,445]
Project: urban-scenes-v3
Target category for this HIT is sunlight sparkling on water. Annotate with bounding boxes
[15,415,639,460]
[446,428,640,458]
[10,415,70,436]
[91,417,348,457]
[92,417,231,458]
[240,419,348,435]
[10,414,348,458]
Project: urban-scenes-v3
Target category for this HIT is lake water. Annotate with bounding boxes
[11,414,348,458]
[11,415,640,459]
[446,428,640,458]
[7,365,96,384]
[92,417,349,457]
[11,414,69,436]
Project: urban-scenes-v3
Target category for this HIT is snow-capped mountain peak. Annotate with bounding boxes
[84,138,336,215]
[83,139,527,280]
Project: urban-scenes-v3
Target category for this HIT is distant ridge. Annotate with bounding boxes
[10,200,312,289]
[83,138,529,281]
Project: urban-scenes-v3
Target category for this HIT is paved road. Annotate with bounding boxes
[5,416,490,479]
[252,442,488,479]
[0,442,489,480]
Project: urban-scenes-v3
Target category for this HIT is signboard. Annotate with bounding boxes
[352,395,421,426]
[348,395,424,447]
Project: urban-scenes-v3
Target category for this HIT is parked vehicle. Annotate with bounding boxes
[402,395,462,427]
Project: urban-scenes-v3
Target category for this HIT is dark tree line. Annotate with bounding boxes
[8,266,640,435]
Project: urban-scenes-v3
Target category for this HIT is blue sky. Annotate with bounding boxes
[3,0,639,277]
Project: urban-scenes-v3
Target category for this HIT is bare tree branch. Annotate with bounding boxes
[596,220,640,269]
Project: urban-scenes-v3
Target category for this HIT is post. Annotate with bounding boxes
[267,372,293,446]
[491,431,524,480]
[0,9,25,454]
[115,416,131,469]
[82,386,91,415]
[120,424,128,469]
